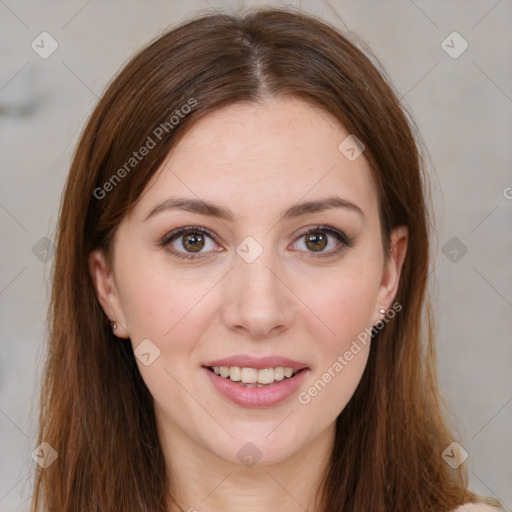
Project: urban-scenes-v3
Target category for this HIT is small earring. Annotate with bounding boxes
[111,319,117,331]
[379,308,386,319]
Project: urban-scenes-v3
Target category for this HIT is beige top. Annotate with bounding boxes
[453,504,503,512]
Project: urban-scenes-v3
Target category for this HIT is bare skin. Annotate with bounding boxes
[89,96,408,511]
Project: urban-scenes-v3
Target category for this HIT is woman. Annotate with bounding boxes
[31,6,503,512]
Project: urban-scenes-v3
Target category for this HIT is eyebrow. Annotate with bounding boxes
[143,195,365,222]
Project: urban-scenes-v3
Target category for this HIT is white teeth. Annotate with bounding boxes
[241,367,258,384]
[210,365,301,384]
[274,367,285,381]
[229,366,241,381]
[257,368,275,385]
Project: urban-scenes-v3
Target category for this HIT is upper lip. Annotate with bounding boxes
[203,355,309,370]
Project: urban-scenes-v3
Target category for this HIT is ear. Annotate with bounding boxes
[88,249,130,338]
[374,225,408,323]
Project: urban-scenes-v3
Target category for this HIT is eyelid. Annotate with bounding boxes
[294,224,351,245]
[159,225,221,260]
[160,225,218,246]
[289,225,353,258]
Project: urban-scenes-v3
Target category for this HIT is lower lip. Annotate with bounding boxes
[202,367,309,408]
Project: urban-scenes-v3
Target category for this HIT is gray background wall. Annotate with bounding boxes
[1,1,511,510]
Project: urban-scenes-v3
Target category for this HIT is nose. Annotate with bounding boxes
[221,248,295,339]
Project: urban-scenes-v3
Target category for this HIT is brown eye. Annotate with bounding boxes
[160,226,221,260]
[181,232,206,253]
[304,232,328,252]
[292,225,353,258]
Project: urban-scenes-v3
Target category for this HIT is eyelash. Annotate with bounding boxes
[159,225,354,260]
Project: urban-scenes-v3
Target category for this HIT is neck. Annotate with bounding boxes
[160,420,335,512]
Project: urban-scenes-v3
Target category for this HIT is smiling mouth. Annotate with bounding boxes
[205,365,306,388]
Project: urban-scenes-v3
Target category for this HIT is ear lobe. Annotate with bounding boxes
[88,249,129,338]
[376,225,408,313]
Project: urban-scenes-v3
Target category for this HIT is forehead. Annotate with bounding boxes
[135,96,378,224]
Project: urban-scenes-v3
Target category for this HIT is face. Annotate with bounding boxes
[89,96,407,468]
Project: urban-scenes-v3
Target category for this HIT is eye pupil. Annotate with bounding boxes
[305,232,327,252]
[183,233,205,252]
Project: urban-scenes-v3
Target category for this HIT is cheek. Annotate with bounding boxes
[298,345,370,430]
[115,254,212,348]
[115,259,214,398]
[296,271,376,420]
[292,256,380,413]
[296,262,381,350]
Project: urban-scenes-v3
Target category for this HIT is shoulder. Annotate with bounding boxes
[452,504,503,512]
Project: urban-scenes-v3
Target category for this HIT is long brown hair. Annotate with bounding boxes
[31,6,501,511]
